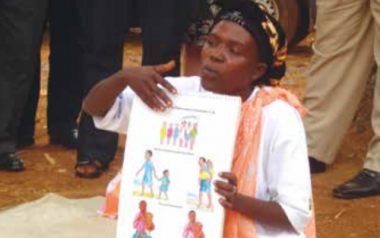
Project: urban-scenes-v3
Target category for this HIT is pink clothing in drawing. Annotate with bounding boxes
[183,222,205,238]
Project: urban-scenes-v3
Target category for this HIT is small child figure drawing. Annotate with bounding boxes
[183,210,205,238]
[132,200,155,238]
[198,157,212,208]
[158,169,170,200]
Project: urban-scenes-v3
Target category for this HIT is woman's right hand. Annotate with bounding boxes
[120,61,177,111]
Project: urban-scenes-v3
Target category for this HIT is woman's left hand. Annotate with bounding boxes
[214,172,238,209]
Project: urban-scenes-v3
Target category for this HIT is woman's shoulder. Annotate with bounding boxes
[261,99,305,138]
[262,99,302,122]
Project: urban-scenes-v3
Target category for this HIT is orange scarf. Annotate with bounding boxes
[224,87,315,238]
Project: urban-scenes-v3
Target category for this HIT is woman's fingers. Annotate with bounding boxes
[219,198,233,209]
[151,83,173,107]
[154,60,176,74]
[218,172,238,186]
[214,180,235,193]
[139,87,166,111]
[154,74,177,94]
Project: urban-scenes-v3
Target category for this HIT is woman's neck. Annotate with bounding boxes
[234,87,256,102]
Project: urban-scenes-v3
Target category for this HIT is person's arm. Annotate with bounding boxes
[83,61,177,117]
[136,164,145,176]
[215,102,312,233]
[153,166,159,180]
[214,172,294,231]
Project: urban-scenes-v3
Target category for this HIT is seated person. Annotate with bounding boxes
[84,1,316,237]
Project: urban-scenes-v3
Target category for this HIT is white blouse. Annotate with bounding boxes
[93,76,313,238]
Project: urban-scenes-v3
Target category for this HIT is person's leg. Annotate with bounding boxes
[207,190,212,207]
[364,0,380,174]
[0,0,48,171]
[16,54,41,148]
[47,0,83,148]
[303,0,374,172]
[75,0,130,177]
[139,0,195,75]
[150,186,154,197]
[333,0,380,199]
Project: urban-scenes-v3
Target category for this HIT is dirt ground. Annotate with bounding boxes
[0,33,379,238]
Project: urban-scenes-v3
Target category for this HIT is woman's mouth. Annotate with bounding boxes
[201,65,219,79]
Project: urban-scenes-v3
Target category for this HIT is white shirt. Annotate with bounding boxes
[93,76,313,238]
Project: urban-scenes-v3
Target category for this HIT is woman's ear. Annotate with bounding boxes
[251,63,268,81]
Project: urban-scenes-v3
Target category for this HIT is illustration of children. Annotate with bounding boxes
[136,150,158,198]
[158,169,170,200]
[160,122,167,145]
[190,123,198,150]
[173,124,180,146]
[166,123,173,145]
[132,200,155,238]
[183,211,205,238]
[198,157,212,208]
[180,121,187,147]
[185,122,192,148]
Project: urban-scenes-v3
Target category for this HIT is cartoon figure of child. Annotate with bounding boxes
[166,123,173,145]
[158,169,170,200]
[198,157,212,208]
[190,123,198,150]
[185,122,192,148]
[160,122,167,145]
[136,150,158,198]
[132,201,155,238]
[183,211,205,238]
[173,124,180,146]
[180,121,187,147]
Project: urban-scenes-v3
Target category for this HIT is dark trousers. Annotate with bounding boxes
[0,0,48,155]
[47,0,83,135]
[76,0,130,166]
[76,0,195,166]
[17,0,83,139]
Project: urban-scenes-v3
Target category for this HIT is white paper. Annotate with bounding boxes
[117,92,241,238]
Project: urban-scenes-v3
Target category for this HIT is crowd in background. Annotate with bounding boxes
[1,0,380,201]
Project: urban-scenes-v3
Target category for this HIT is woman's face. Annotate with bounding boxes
[200,21,267,101]
[139,201,147,212]
[189,212,196,222]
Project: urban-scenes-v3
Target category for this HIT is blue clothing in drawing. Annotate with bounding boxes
[173,128,180,140]
[142,161,154,186]
[159,176,170,192]
[185,131,191,141]
[132,232,152,238]
[200,179,210,193]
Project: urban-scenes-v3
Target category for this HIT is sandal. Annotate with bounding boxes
[75,158,105,179]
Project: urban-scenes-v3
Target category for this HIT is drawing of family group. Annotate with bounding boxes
[135,150,170,200]
[132,201,205,238]
[134,150,215,212]
[197,157,214,209]
[160,116,198,150]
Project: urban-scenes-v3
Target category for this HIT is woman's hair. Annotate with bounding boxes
[213,0,288,87]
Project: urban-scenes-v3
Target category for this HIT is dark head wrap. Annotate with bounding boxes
[213,0,287,86]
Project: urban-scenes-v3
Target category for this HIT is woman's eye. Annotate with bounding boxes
[205,37,217,47]
[229,47,242,55]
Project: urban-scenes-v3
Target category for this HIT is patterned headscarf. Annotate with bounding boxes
[213,0,287,86]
